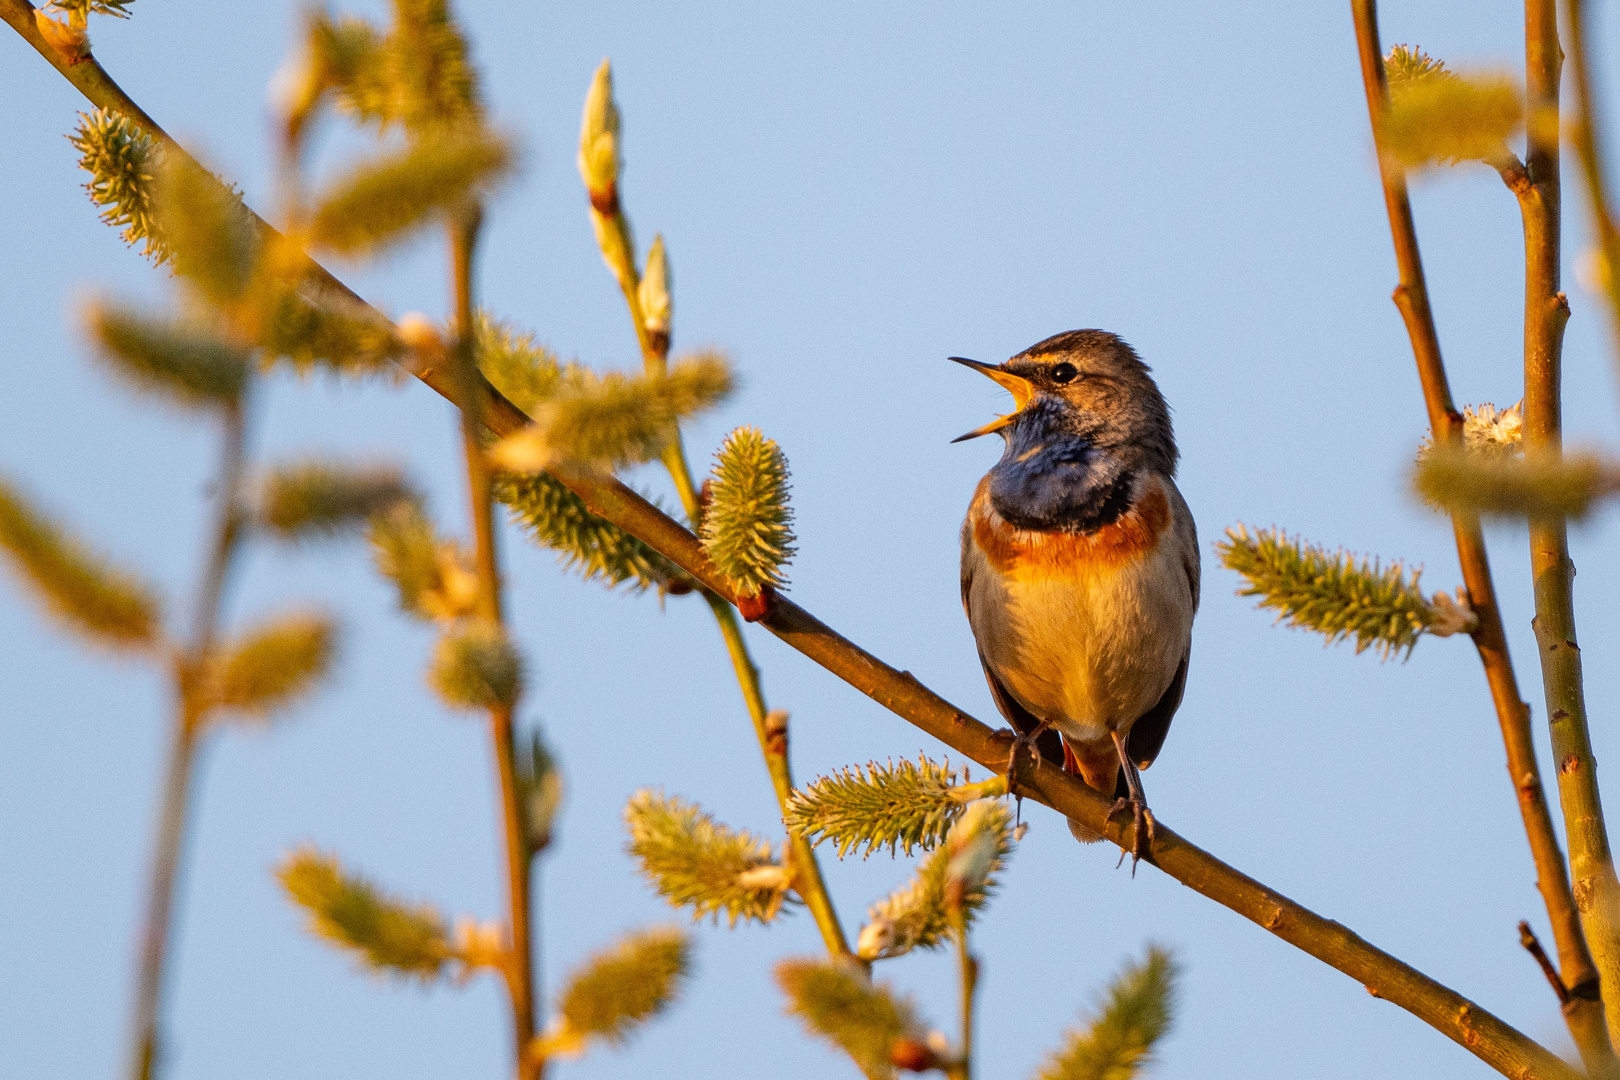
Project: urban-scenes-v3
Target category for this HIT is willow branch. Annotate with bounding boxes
[1520,0,1620,1057]
[1349,3,1618,1073]
[1,16,1584,1077]
[952,913,976,1080]
[1521,921,1575,1008]
[447,209,539,1080]
[1563,0,1620,371]
[597,202,851,958]
[129,398,248,1080]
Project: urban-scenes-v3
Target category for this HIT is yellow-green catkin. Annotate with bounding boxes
[775,956,926,1078]
[700,425,796,597]
[0,476,162,650]
[624,790,792,926]
[537,926,692,1058]
[277,847,452,980]
[1216,525,1437,658]
[198,610,337,719]
[1034,946,1178,1080]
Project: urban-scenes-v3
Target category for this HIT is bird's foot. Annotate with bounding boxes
[1106,795,1157,874]
[1003,723,1049,799]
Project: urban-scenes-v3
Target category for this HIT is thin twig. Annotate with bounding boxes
[952,913,976,1080]
[1563,0,1620,372]
[1520,921,1573,1008]
[1519,0,1620,1055]
[597,200,852,958]
[1,18,1584,1078]
[1347,4,1618,1074]
[128,398,249,1080]
[446,208,538,1080]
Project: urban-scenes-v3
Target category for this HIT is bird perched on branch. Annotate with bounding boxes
[954,330,1199,864]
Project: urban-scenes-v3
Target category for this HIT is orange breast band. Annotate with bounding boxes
[972,482,1170,576]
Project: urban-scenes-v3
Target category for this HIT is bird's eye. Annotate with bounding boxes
[1050,362,1079,384]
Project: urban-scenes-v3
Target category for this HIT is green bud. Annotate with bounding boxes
[638,233,672,349]
[577,59,621,203]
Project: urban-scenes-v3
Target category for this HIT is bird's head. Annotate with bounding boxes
[951,330,1177,475]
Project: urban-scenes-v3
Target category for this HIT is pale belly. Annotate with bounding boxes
[967,537,1192,744]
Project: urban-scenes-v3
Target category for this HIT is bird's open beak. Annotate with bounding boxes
[949,356,1035,442]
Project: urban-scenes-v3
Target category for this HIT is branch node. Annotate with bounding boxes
[587,184,619,216]
[736,584,776,623]
[1568,976,1602,1003]
[764,708,789,758]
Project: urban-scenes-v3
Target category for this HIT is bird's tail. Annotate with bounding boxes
[1061,737,1126,844]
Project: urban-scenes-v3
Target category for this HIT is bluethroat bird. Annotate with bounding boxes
[954,330,1199,864]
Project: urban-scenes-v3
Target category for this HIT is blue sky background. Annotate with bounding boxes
[5,2,1620,1078]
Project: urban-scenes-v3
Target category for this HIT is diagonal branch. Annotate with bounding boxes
[1349,3,1619,1074]
[129,399,249,1080]
[0,9,1584,1077]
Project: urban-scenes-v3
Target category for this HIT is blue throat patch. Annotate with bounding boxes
[987,400,1133,532]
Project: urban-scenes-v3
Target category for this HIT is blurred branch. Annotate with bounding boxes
[1,19,1587,1077]
[1519,0,1620,1058]
[1563,0,1620,371]
[1349,4,1617,1074]
[130,398,248,1080]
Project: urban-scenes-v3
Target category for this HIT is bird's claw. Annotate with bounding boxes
[1003,724,1048,799]
[1106,796,1156,874]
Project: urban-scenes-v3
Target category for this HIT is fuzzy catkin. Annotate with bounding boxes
[700,426,796,596]
[1216,525,1434,658]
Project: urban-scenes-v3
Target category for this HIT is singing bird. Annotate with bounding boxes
[954,330,1199,861]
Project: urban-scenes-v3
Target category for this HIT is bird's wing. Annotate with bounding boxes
[1167,478,1201,612]
[1126,647,1188,770]
[975,646,1067,769]
[1128,479,1200,771]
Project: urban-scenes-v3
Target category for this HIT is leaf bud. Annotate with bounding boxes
[577,59,621,208]
[638,233,672,352]
[890,1037,942,1072]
